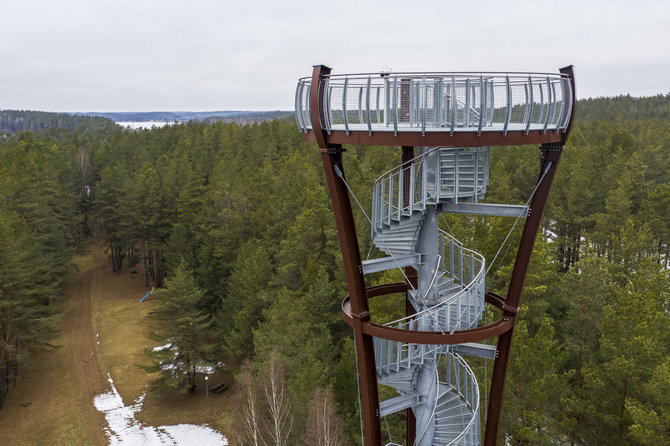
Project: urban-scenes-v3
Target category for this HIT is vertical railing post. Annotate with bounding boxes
[450,75,456,136]
[388,176,393,225]
[477,75,484,136]
[366,76,373,136]
[524,76,534,135]
[398,171,403,217]
[542,76,551,134]
[421,75,427,136]
[384,77,390,127]
[465,79,471,127]
[503,75,511,136]
[343,77,350,135]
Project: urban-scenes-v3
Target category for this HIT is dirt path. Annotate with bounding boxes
[0,241,110,445]
[68,247,110,444]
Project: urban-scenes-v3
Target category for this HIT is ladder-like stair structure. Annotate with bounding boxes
[366,146,489,445]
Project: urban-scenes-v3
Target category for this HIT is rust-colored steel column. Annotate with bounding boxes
[402,145,417,445]
[310,65,382,446]
[483,144,564,445]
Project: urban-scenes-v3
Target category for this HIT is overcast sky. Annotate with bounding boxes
[1,0,668,112]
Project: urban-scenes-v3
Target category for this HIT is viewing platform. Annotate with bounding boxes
[296,71,573,147]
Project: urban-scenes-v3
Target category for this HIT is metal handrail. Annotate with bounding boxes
[383,232,484,329]
[295,72,573,136]
[442,353,480,445]
[371,147,490,238]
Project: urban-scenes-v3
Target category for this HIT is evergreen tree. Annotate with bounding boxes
[142,259,212,393]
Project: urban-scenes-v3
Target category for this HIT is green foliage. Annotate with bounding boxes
[503,315,568,444]
[0,132,81,408]
[142,259,212,394]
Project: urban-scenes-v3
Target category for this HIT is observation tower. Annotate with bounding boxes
[295,65,575,445]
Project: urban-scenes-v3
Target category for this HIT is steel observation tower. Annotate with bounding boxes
[294,65,575,446]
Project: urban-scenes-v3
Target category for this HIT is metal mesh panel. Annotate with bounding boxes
[295,72,573,136]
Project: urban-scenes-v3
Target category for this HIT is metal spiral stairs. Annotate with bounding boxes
[365,146,490,445]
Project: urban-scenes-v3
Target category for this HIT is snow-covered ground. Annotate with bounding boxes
[151,343,221,374]
[93,374,227,445]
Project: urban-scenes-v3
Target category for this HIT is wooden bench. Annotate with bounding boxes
[210,381,228,393]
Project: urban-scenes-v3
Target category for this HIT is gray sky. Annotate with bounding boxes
[1,0,668,112]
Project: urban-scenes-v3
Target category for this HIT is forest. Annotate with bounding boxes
[0,95,669,445]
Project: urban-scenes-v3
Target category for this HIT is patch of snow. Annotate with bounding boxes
[93,373,227,445]
[152,344,220,375]
[196,364,215,375]
[152,343,173,352]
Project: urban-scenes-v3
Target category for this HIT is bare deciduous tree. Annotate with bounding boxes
[305,387,348,446]
[263,355,293,446]
[75,146,92,199]
[238,361,263,446]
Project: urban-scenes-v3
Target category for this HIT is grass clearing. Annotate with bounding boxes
[0,239,234,445]
[93,246,234,437]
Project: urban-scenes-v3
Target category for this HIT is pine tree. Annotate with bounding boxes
[142,259,212,394]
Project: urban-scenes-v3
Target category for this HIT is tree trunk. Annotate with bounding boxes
[618,379,627,440]
[144,251,149,286]
[0,364,8,410]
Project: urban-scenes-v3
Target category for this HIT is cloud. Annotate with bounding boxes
[1,0,668,111]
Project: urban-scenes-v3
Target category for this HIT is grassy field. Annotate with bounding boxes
[0,239,234,445]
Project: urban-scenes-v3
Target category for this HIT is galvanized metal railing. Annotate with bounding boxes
[371,147,490,239]
[437,230,486,328]
[439,352,481,446]
[373,231,485,373]
[377,349,481,446]
[296,72,573,137]
[376,233,485,335]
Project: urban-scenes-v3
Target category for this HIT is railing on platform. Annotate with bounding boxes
[296,72,573,136]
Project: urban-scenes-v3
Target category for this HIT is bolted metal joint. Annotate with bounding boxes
[502,303,520,314]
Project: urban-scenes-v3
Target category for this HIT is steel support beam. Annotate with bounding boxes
[309,65,382,446]
[482,143,564,445]
[439,202,529,218]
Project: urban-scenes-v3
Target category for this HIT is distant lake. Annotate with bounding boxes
[117,121,176,130]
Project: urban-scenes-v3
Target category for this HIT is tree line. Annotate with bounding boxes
[0,110,118,135]
[0,94,668,444]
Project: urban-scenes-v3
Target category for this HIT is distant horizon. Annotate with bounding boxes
[0,108,293,114]
[3,90,670,115]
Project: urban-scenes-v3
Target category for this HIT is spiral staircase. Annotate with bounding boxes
[366,145,490,445]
